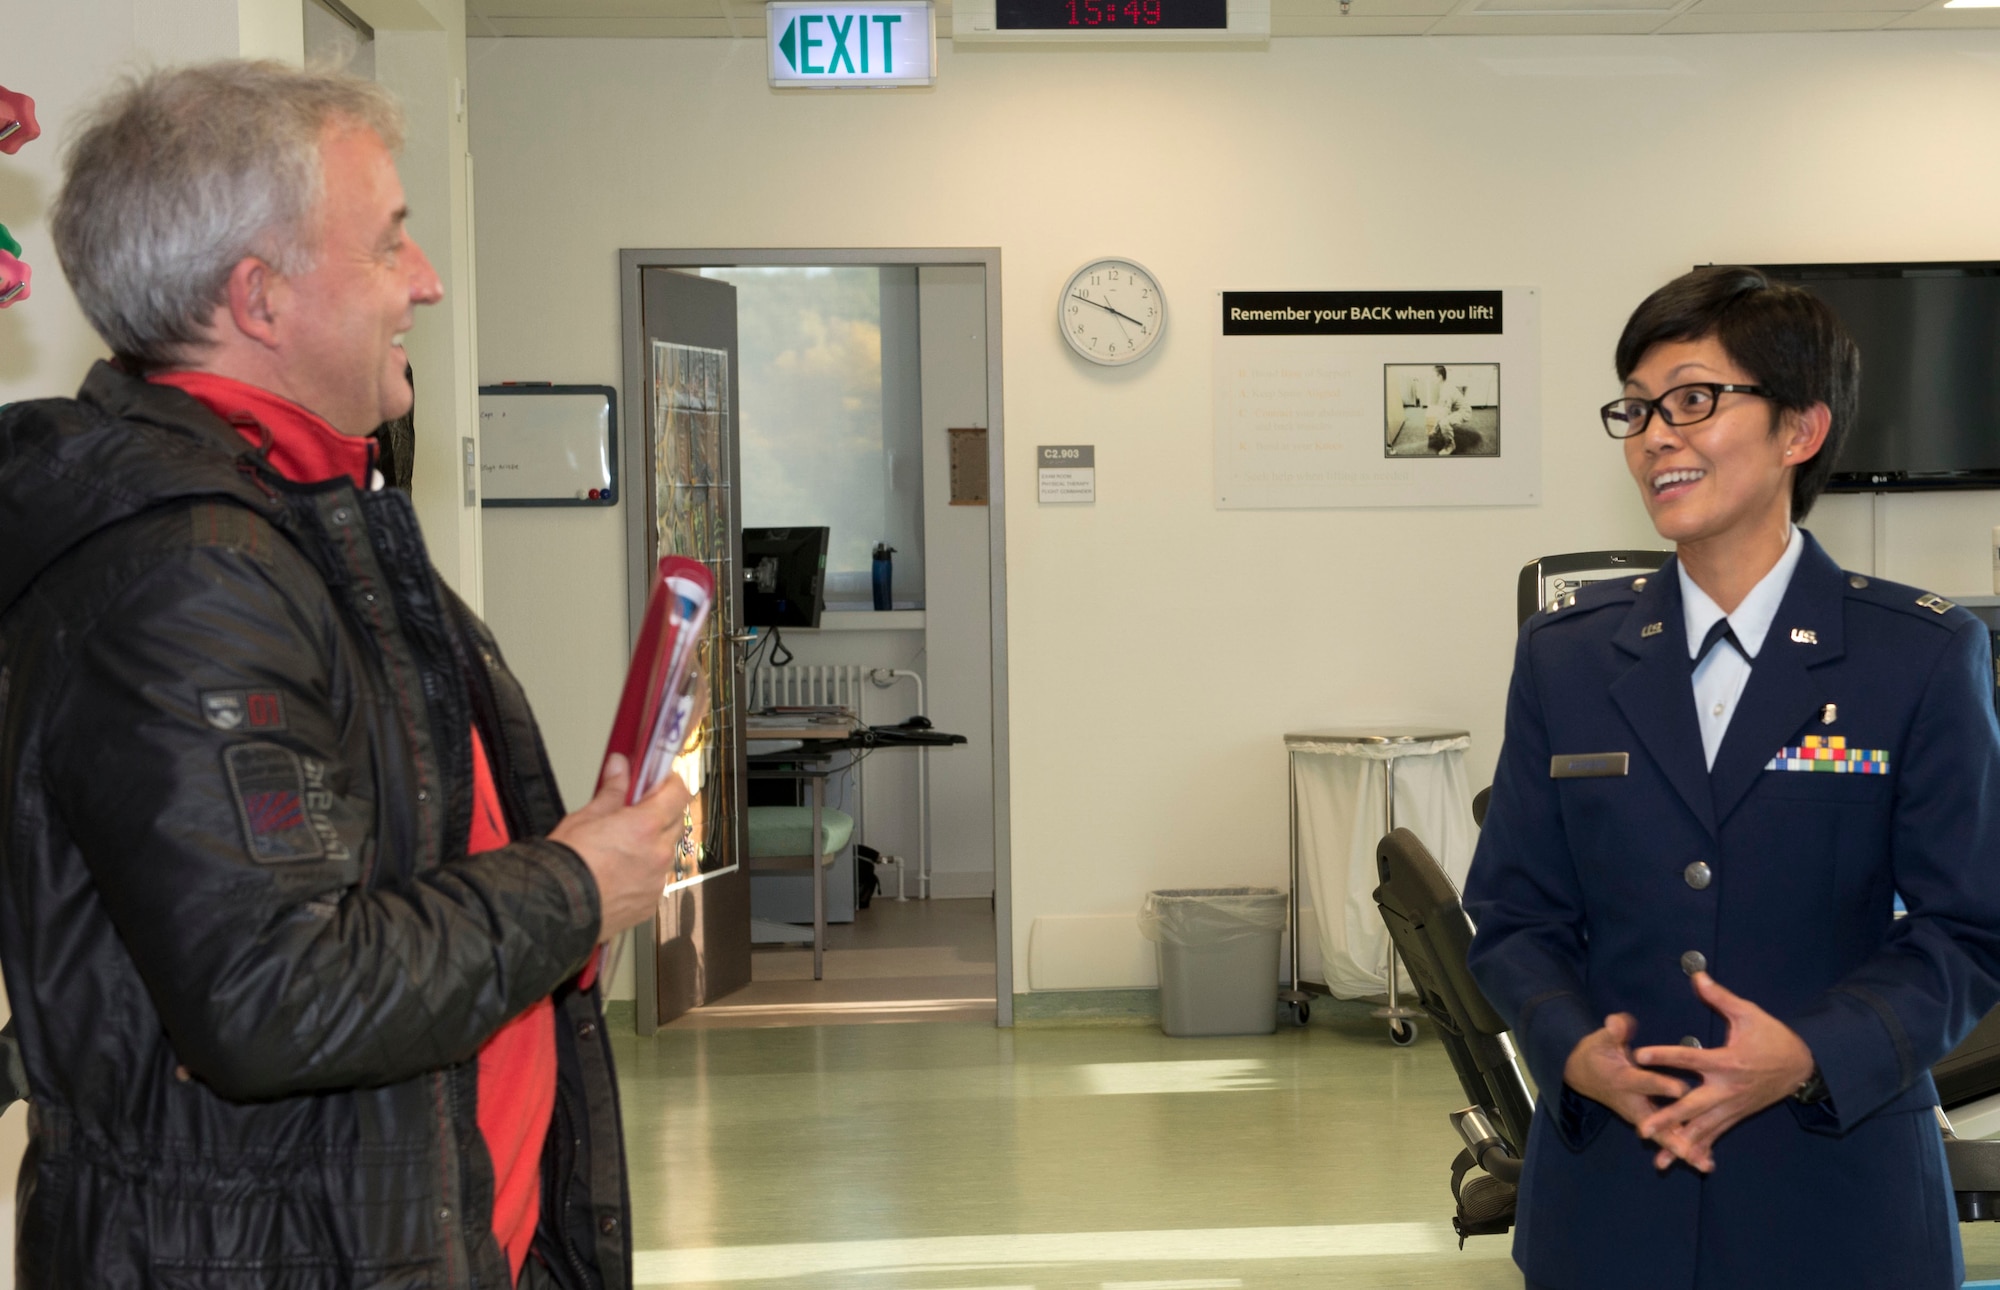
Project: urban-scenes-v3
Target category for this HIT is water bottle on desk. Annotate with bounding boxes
[872,543,896,611]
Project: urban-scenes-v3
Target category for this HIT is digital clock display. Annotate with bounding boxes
[996,0,1227,28]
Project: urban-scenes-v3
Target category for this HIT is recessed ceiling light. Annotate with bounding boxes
[1944,0,2000,8]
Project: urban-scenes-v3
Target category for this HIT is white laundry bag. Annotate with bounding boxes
[1287,733,1478,999]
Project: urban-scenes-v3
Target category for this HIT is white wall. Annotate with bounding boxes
[918,265,998,898]
[469,31,2000,1002]
[0,3,472,1279]
[373,0,486,607]
[0,10,302,1282]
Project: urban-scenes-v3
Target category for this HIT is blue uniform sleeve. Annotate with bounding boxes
[1465,624,1609,1148]
[1788,618,2000,1132]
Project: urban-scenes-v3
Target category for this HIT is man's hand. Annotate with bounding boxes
[548,753,693,943]
[1565,1013,1704,1164]
[1632,972,1816,1174]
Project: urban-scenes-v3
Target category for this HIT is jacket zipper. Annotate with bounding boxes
[447,595,538,839]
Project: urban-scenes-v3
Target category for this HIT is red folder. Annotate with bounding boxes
[602,556,715,804]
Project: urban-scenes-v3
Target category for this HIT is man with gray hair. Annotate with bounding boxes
[0,61,685,1289]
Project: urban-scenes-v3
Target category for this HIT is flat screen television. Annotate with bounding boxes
[1747,262,2000,492]
[741,526,828,629]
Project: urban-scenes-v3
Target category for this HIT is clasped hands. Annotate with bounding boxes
[1562,971,1816,1174]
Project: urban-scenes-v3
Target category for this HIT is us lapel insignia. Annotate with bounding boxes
[1821,703,1837,725]
[1916,593,1955,615]
[1640,621,1663,638]
[1790,628,1818,645]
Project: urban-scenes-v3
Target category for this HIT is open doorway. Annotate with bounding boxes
[617,249,1013,1031]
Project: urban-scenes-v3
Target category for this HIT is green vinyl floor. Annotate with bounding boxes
[616,1009,1520,1290]
[610,1011,2000,1289]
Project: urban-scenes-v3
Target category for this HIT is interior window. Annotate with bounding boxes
[702,265,926,609]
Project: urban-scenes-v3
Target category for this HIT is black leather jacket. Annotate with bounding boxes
[0,364,631,1290]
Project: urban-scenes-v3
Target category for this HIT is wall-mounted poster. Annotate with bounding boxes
[1214,287,1540,509]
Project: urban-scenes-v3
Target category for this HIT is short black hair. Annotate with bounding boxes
[1614,266,1861,521]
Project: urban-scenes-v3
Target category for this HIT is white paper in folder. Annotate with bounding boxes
[477,385,617,506]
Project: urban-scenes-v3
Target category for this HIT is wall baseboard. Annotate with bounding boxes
[924,870,994,900]
[1011,988,1160,1026]
[1010,989,1386,1031]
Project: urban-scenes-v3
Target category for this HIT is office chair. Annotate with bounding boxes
[1372,824,1527,1242]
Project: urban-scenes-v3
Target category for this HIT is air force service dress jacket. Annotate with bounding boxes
[1464,531,2000,1290]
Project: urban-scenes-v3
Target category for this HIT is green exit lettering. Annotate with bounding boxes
[777,11,903,76]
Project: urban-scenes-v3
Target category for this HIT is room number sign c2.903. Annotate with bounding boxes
[767,1,937,88]
[1059,259,1167,367]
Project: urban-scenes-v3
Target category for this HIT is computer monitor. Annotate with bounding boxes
[741,526,829,628]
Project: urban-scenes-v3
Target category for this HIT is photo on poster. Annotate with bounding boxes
[1384,363,1500,458]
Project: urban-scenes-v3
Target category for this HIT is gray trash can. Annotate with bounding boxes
[1139,887,1289,1037]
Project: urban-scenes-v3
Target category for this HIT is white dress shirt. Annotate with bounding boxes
[1679,526,1805,770]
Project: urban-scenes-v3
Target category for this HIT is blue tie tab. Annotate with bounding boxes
[1696,618,1750,664]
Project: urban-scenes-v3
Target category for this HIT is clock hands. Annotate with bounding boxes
[1070,291,1149,334]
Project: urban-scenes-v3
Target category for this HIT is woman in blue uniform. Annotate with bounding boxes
[1464,266,2000,1290]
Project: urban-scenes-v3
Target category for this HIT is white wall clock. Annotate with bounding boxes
[1059,258,1166,366]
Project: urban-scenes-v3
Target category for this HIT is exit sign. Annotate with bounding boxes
[767,1,936,87]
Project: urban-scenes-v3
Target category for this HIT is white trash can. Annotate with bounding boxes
[1140,887,1288,1037]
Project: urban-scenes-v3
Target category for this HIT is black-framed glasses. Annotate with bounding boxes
[1601,383,1772,439]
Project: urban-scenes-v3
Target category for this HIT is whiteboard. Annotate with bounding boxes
[478,385,618,507]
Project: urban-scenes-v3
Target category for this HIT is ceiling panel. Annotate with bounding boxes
[1474,0,1674,11]
[475,0,717,14]
[1662,8,1899,25]
[467,0,2000,31]
[1427,10,1676,30]
[476,15,748,33]
[1688,0,1924,15]
[1271,0,1460,17]
[1886,2,2000,24]
[1274,13,1448,27]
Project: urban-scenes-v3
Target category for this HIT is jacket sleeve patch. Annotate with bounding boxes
[222,743,324,863]
[200,689,288,732]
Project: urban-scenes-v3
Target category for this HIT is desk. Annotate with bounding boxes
[745,737,849,981]
[744,720,970,976]
[746,713,858,743]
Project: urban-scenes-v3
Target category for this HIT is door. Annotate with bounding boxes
[633,268,751,1030]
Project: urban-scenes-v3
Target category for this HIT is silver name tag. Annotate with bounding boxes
[1551,753,1629,779]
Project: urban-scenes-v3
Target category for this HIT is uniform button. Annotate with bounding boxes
[331,508,352,525]
[416,790,430,802]
[599,1215,620,1235]
[1848,574,1869,590]
[437,1206,452,1223]
[578,1021,598,1040]
[1681,950,1707,976]
[1684,861,1713,891]
[1712,702,1726,717]
[174,1065,192,1082]
[1680,1035,1703,1048]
